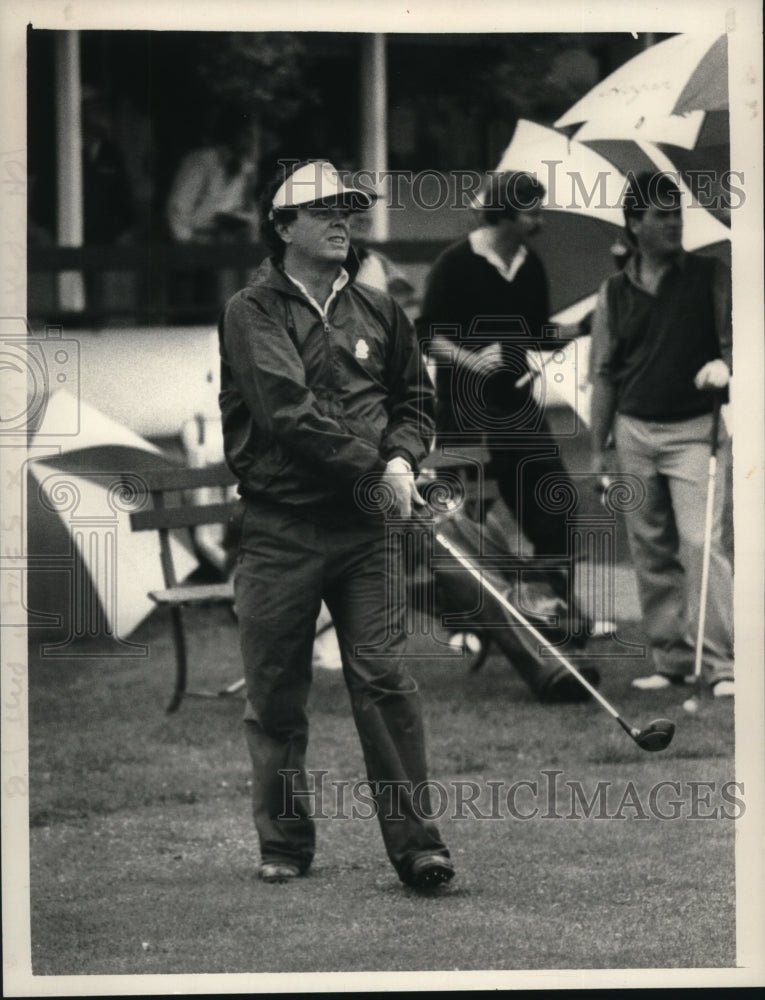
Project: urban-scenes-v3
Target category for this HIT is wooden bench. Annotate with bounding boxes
[129,463,243,713]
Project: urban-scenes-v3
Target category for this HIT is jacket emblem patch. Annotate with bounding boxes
[354,338,370,360]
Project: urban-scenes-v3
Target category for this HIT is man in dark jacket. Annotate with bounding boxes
[416,171,577,605]
[219,160,454,888]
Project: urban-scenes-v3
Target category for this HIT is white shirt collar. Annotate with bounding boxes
[469,227,528,283]
[284,267,349,317]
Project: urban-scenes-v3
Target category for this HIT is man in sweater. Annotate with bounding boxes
[416,171,577,605]
[589,171,734,696]
[219,160,454,888]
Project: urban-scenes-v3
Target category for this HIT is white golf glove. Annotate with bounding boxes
[694,359,730,391]
[382,456,425,517]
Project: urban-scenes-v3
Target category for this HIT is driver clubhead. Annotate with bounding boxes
[634,718,676,752]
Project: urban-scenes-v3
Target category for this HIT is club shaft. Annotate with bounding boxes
[514,346,565,389]
[693,397,722,681]
[513,329,590,389]
[693,455,717,679]
[434,529,622,720]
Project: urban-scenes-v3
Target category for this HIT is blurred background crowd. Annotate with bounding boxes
[29,30,709,325]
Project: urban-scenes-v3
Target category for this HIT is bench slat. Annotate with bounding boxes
[148,581,235,605]
[138,464,238,492]
[131,501,240,533]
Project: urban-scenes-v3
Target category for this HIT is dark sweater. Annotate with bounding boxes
[416,236,565,431]
[594,252,731,421]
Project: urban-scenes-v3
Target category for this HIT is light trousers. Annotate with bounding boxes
[613,412,734,685]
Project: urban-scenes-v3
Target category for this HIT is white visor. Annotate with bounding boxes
[269,161,375,218]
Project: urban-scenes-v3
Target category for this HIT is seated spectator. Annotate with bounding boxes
[165,108,262,315]
[166,108,261,244]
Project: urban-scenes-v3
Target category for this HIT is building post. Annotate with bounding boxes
[54,31,85,310]
[359,33,388,241]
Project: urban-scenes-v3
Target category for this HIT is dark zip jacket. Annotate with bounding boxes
[218,250,434,517]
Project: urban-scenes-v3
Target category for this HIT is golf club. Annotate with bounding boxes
[512,319,594,393]
[427,517,675,751]
[683,394,723,714]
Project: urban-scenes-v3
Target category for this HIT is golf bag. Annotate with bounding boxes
[424,507,601,703]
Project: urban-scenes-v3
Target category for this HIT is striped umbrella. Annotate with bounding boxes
[556,34,728,129]
[491,119,729,320]
[489,120,730,423]
[555,34,731,226]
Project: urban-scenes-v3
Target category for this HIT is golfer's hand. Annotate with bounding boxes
[694,359,730,390]
[461,342,503,375]
[476,342,503,369]
[382,457,426,517]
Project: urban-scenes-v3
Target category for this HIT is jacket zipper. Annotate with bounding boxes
[319,310,337,401]
[286,284,340,398]
[295,297,338,402]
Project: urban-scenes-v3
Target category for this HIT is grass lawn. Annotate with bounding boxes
[26,599,737,980]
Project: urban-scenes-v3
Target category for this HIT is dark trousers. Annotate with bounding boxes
[441,380,575,600]
[487,425,573,601]
[234,501,449,880]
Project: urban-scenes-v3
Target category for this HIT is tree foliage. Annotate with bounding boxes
[194,32,315,124]
[475,35,599,124]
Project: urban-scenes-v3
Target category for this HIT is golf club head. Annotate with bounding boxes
[633,718,676,752]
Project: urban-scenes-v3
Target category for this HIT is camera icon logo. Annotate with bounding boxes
[0,318,80,435]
